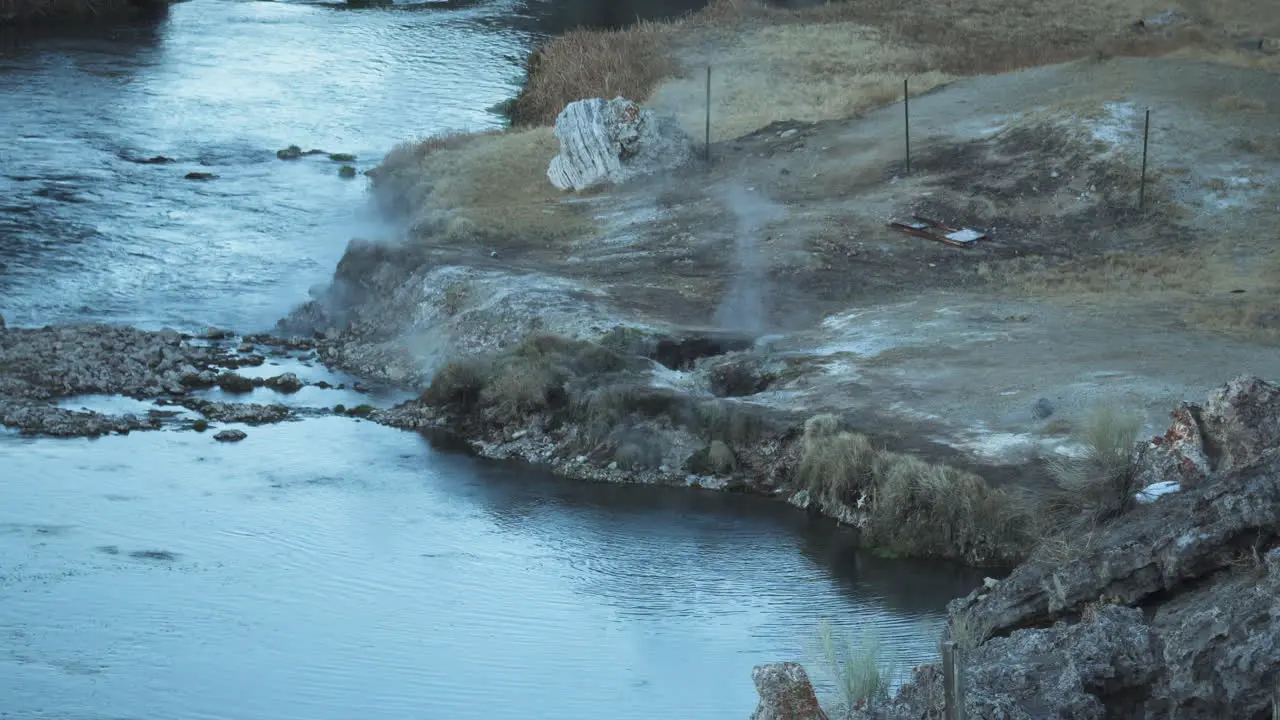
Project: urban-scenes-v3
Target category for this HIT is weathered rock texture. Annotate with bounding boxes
[546,97,694,192]
[749,663,829,720]
[839,376,1280,720]
[0,324,310,437]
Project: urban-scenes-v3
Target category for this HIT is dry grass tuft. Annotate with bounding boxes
[816,620,891,714]
[798,415,880,507]
[796,414,1033,564]
[1042,404,1143,529]
[865,451,1033,565]
[508,22,679,127]
[707,439,737,473]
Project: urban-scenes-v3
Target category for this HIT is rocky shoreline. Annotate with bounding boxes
[749,377,1280,719]
[0,321,362,438]
[6,306,1278,719]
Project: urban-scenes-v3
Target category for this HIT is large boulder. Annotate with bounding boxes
[749,662,829,720]
[546,97,694,192]
[1132,375,1280,490]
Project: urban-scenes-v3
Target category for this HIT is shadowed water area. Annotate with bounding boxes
[0,0,981,716]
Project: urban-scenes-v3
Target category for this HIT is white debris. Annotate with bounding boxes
[1135,480,1182,504]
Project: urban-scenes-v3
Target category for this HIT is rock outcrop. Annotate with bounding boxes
[546,97,694,192]
[834,376,1280,720]
[749,663,829,720]
[0,324,312,437]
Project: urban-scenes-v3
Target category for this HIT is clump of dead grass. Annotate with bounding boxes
[796,414,1033,565]
[865,452,1032,566]
[1041,404,1143,531]
[508,22,679,127]
[424,333,636,423]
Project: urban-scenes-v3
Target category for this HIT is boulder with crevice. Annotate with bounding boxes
[546,97,695,192]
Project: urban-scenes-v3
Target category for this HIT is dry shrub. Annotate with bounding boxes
[798,415,880,507]
[816,620,891,714]
[1042,404,1143,530]
[796,414,1033,564]
[866,452,1032,565]
[424,334,638,424]
[707,439,737,473]
[508,23,679,127]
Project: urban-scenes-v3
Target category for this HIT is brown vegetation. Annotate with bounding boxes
[504,0,1250,135]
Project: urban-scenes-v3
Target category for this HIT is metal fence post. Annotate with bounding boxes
[1139,108,1150,211]
[704,65,712,163]
[903,77,911,175]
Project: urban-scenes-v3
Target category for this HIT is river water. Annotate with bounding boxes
[0,1,982,717]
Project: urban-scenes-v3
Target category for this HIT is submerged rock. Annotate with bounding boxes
[547,97,694,192]
[338,165,357,179]
[264,372,304,394]
[183,172,217,181]
[182,399,292,424]
[276,145,303,160]
[213,429,247,442]
[749,663,828,720]
[216,372,255,394]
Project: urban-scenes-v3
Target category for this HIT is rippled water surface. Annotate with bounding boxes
[0,421,982,719]
[1,0,530,331]
[1,1,982,716]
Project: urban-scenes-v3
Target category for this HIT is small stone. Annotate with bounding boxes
[1032,397,1055,420]
[216,372,255,394]
[213,429,247,442]
[265,372,304,394]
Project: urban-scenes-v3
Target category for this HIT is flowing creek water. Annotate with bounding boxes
[0,1,985,717]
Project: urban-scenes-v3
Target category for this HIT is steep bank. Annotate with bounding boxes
[756,377,1279,719]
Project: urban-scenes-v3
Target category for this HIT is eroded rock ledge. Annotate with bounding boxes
[755,377,1280,720]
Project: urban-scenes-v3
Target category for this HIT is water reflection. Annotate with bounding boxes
[2,420,965,719]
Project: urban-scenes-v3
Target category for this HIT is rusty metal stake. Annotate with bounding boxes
[904,77,911,175]
[940,638,966,720]
[1139,108,1150,211]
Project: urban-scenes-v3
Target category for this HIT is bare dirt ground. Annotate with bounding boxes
[361,55,1280,479]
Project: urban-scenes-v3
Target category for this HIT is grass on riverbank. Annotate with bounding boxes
[506,0,1246,139]
[426,334,1034,566]
[798,414,1034,566]
[816,620,891,715]
[370,128,593,244]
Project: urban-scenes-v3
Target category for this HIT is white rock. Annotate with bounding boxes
[1135,480,1181,504]
[547,97,694,192]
